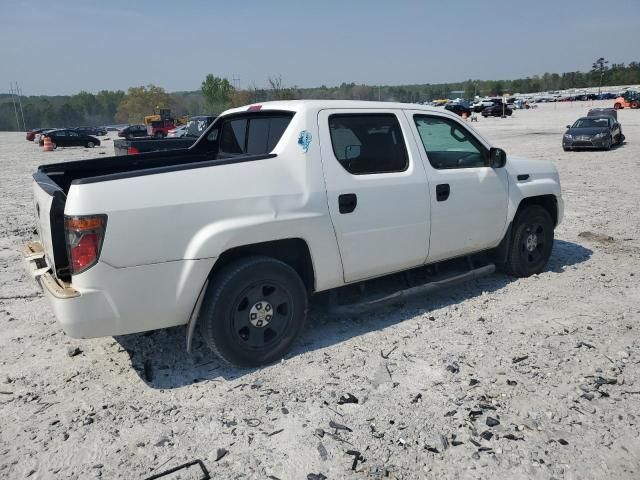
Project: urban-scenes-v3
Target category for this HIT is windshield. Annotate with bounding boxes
[572,117,610,129]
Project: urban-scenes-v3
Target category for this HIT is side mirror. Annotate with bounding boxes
[566,125,571,129]
[489,147,507,168]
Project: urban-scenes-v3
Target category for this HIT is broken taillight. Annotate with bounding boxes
[65,215,107,275]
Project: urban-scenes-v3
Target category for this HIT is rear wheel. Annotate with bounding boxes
[86,141,95,148]
[631,101,639,109]
[154,131,163,138]
[199,257,308,367]
[502,205,554,277]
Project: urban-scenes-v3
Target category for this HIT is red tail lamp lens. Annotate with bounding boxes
[65,215,107,275]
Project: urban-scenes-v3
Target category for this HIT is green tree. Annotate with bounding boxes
[115,85,172,123]
[201,75,234,114]
[591,57,609,94]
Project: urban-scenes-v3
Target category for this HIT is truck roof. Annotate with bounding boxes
[221,100,454,117]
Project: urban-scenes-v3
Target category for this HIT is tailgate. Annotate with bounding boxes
[32,170,68,278]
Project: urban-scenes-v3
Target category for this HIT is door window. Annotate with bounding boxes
[328,114,408,175]
[413,115,487,169]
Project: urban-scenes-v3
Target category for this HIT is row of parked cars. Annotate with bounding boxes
[443,100,514,118]
[26,126,107,149]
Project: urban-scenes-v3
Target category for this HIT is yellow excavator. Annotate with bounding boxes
[143,107,188,125]
[143,107,189,137]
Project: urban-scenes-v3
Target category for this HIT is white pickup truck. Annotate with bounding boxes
[23,100,563,367]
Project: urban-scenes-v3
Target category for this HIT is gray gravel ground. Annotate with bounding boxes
[1,101,639,479]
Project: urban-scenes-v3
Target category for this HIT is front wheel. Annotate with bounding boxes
[154,131,163,138]
[501,205,554,277]
[199,257,308,367]
[86,141,95,148]
[614,103,622,110]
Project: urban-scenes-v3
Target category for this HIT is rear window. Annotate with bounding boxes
[216,113,294,156]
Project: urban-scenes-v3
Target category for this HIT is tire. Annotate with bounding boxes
[614,103,622,110]
[502,205,554,277]
[631,101,639,109]
[199,256,308,367]
[51,143,57,150]
[86,141,95,148]
[604,136,612,151]
[563,147,570,152]
[154,131,163,138]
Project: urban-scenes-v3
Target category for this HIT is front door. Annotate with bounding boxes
[318,109,430,283]
[406,111,509,262]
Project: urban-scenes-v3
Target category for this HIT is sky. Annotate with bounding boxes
[1,0,639,96]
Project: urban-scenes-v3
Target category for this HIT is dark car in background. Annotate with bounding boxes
[39,129,101,149]
[73,126,107,136]
[563,116,623,151]
[445,103,472,117]
[481,104,513,117]
[587,108,617,120]
[118,124,148,139]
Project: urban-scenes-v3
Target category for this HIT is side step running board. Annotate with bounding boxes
[330,263,495,316]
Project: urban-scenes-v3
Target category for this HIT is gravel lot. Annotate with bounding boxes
[1,101,639,479]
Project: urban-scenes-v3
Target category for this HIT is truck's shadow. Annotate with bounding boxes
[114,239,591,389]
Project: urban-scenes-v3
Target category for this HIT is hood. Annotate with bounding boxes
[566,127,608,136]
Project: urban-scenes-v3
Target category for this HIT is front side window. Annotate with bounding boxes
[328,114,408,174]
[413,115,487,169]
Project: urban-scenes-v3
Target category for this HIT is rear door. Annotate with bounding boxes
[54,130,68,146]
[406,111,508,262]
[67,130,81,146]
[318,109,430,283]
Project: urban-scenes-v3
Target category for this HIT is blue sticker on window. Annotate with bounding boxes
[298,130,312,153]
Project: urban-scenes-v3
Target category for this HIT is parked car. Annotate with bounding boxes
[24,100,563,367]
[34,129,56,143]
[147,119,177,138]
[26,128,50,142]
[444,103,472,117]
[587,108,617,120]
[118,124,148,139]
[563,116,623,151]
[167,125,188,138]
[39,129,101,149]
[73,126,107,136]
[481,104,513,117]
[471,98,501,112]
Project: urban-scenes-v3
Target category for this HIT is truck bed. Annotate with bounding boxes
[113,137,197,156]
[38,149,210,194]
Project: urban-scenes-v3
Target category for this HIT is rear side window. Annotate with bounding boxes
[328,114,408,175]
[218,113,293,156]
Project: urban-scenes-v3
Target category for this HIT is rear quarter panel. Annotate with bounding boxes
[64,107,344,291]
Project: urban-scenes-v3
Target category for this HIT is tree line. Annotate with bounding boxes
[2,61,639,132]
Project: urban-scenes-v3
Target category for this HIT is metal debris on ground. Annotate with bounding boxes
[144,459,210,480]
[338,393,358,405]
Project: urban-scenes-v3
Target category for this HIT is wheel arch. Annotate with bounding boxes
[208,238,316,293]
[517,194,558,226]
